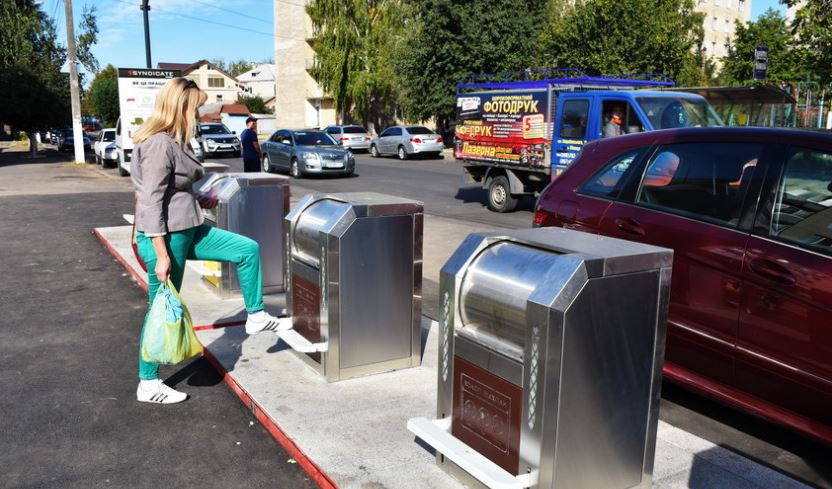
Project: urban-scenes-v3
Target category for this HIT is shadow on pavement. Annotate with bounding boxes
[454,186,537,212]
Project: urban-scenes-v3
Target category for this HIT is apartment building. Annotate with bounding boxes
[273,0,336,128]
[157,60,244,104]
[694,0,753,60]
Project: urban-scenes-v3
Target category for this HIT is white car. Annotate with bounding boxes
[94,129,117,168]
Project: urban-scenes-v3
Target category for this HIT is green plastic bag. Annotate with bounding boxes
[141,280,202,364]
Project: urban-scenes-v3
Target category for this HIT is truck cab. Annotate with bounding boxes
[454,69,723,212]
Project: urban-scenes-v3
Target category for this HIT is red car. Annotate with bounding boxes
[534,127,832,444]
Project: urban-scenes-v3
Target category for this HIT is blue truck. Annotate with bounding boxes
[454,69,723,212]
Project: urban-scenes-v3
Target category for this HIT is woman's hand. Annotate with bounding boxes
[154,254,171,282]
[197,194,218,209]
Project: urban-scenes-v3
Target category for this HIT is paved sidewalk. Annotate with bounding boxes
[97,222,810,489]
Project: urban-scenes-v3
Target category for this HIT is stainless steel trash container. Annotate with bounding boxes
[195,172,289,298]
[408,228,672,489]
[278,192,423,382]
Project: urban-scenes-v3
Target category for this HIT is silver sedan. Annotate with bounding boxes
[324,125,371,151]
[370,125,444,160]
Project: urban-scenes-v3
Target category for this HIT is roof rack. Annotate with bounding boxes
[456,69,675,94]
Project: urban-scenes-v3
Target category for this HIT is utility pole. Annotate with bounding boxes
[64,0,85,164]
[141,0,152,69]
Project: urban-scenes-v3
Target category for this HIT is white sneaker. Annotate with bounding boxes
[245,311,292,334]
[136,379,187,404]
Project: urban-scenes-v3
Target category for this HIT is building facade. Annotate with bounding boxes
[238,63,278,101]
[694,0,752,60]
[273,0,336,129]
[159,60,245,105]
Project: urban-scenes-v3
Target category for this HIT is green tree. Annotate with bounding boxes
[720,9,806,85]
[237,94,272,114]
[306,0,405,129]
[88,64,119,126]
[228,59,252,76]
[538,0,705,86]
[785,0,832,84]
[0,0,98,154]
[395,0,548,125]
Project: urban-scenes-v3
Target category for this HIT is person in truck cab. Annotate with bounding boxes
[603,105,625,138]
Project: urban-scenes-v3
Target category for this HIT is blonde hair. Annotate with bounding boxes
[133,78,207,146]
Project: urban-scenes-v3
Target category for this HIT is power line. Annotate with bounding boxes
[185,0,273,26]
[111,0,286,39]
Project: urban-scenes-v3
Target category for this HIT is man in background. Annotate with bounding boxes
[240,116,261,172]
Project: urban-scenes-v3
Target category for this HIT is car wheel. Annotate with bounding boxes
[370,144,379,158]
[290,158,301,178]
[397,145,408,161]
[487,175,518,213]
[262,155,272,173]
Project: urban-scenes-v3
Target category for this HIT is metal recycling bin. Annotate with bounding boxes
[195,172,289,298]
[408,228,672,489]
[278,192,423,382]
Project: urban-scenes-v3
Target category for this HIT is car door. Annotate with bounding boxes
[737,144,832,431]
[553,95,592,177]
[269,130,291,168]
[598,140,767,388]
[382,127,401,153]
[94,132,103,156]
[597,97,647,139]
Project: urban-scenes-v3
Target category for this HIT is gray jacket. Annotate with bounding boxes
[131,133,204,235]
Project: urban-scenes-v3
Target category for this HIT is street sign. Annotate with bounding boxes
[754,46,768,81]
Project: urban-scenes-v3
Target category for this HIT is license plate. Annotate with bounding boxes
[351,137,363,141]
[424,139,435,143]
[325,161,344,168]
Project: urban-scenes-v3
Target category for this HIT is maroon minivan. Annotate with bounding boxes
[534,127,832,444]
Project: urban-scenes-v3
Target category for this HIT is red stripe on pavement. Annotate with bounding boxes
[193,320,245,331]
[201,348,338,489]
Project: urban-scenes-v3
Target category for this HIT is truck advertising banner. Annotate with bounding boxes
[454,90,551,167]
[117,68,180,152]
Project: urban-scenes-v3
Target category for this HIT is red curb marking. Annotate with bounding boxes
[96,228,337,488]
[202,348,338,489]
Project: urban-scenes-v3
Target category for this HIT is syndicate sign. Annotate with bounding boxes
[455,90,551,167]
[116,68,181,157]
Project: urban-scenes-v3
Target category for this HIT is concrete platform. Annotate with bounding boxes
[95,223,809,489]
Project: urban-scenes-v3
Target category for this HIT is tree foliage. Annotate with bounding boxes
[0,0,98,135]
[720,9,807,85]
[88,64,119,126]
[537,0,705,86]
[394,0,548,124]
[785,0,832,84]
[306,0,404,129]
[237,94,272,114]
[210,58,253,77]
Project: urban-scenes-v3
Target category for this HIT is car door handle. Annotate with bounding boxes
[749,258,796,286]
[614,218,645,237]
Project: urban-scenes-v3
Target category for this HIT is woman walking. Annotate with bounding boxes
[131,78,287,404]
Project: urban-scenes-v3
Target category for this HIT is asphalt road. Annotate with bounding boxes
[95,150,832,488]
[0,149,314,488]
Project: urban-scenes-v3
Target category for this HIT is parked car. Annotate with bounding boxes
[534,127,832,444]
[323,125,372,151]
[261,129,355,178]
[195,122,241,158]
[58,128,91,152]
[93,128,117,167]
[370,125,444,160]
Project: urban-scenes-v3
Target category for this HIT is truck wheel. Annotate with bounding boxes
[487,175,518,213]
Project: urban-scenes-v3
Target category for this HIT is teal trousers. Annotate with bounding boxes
[136,224,264,380]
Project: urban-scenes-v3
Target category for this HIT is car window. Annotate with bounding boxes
[579,149,644,199]
[769,147,832,256]
[198,124,232,135]
[343,126,366,134]
[294,131,336,146]
[385,127,401,136]
[325,127,339,135]
[559,100,590,139]
[636,142,764,226]
[102,131,115,142]
[406,126,433,135]
[600,100,644,138]
[635,96,723,129]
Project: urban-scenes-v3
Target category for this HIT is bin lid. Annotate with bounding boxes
[317,192,423,217]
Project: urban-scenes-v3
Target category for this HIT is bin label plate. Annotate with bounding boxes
[452,356,521,475]
[292,273,322,363]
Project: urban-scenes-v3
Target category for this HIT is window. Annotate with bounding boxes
[724,19,731,33]
[102,131,115,142]
[636,96,722,128]
[579,149,644,199]
[382,127,402,136]
[294,131,336,146]
[216,94,223,103]
[343,126,366,134]
[325,127,340,135]
[738,0,745,11]
[715,0,720,6]
[406,126,434,135]
[770,148,832,255]
[271,131,291,144]
[559,100,590,139]
[636,142,764,226]
[600,100,644,138]
[208,76,224,88]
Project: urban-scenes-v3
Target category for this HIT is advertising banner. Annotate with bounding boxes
[753,46,768,81]
[454,90,551,167]
[117,68,180,151]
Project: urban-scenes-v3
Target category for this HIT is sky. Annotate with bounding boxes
[49,0,276,77]
[48,0,788,80]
